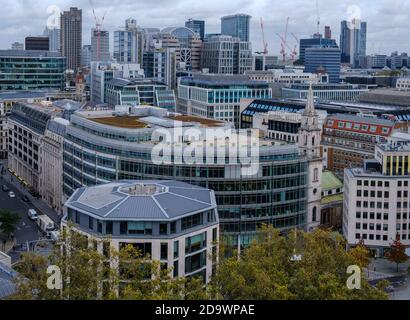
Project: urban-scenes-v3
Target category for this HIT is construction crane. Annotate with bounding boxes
[89,0,107,61]
[277,17,290,62]
[255,18,268,55]
[291,33,299,59]
[276,33,297,61]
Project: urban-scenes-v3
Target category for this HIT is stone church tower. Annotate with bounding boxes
[298,83,323,231]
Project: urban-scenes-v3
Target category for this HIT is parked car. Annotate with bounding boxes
[22,195,30,203]
[8,191,15,198]
[2,185,9,192]
[27,209,38,221]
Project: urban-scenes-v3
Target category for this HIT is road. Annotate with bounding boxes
[0,168,43,263]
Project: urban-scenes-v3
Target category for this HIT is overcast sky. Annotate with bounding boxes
[3,0,410,55]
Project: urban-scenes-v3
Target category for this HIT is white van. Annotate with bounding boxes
[27,209,38,221]
[49,230,60,242]
[36,215,55,236]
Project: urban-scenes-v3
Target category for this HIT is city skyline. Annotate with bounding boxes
[2,0,410,55]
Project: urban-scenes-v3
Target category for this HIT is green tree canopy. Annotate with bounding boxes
[210,227,387,300]
[386,234,408,273]
[0,209,20,237]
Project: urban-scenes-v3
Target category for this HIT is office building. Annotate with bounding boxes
[304,46,341,83]
[185,19,205,40]
[322,114,395,177]
[340,20,367,67]
[396,78,410,91]
[0,50,66,91]
[25,37,50,51]
[245,69,322,84]
[221,14,251,42]
[63,180,219,283]
[282,83,368,101]
[81,45,91,67]
[114,19,145,65]
[11,42,24,51]
[299,37,338,64]
[7,103,62,192]
[44,26,61,52]
[252,55,279,71]
[201,35,252,75]
[0,103,7,159]
[60,7,82,71]
[105,78,173,109]
[178,74,272,127]
[344,142,410,256]
[143,49,177,89]
[41,118,69,213]
[91,29,110,62]
[62,105,313,249]
[159,27,203,72]
[324,26,332,39]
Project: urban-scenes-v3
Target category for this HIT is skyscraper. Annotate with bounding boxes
[221,14,251,42]
[299,37,338,64]
[60,7,82,72]
[25,37,49,51]
[185,19,205,40]
[114,18,144,65]
[340,19,367,67]
[91,29,110,62]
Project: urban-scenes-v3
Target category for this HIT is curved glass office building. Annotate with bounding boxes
[63,107,308,248]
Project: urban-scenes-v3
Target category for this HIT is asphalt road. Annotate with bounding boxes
[0,174,41,262]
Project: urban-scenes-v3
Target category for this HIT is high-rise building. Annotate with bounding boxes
[340,19,367,67]
[324,26,332,39]
[43,27,61,52]
[185,19,205,40]
[143,49,177,89]
[299,37,338,64]
[81,45,91,67]
[60,7,82,72]
[201,35,252,75]
[25,37,50,51]
[221,14,251,42]
[304,46,341,83]
[91,29,110,62]
[114,19,144,65]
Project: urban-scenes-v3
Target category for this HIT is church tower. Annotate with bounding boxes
[298,83,323,231]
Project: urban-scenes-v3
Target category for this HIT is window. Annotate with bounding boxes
[128,222,153,235]
[312,207,317,222]
[185,232,207,254]
[88,216,94,230]
[160,243,168,260]
[106,221,113,235]
[173,261,179,278]
[181,213,203,231]
[120,222,127,235]
[159,223,168,235]
[174,241,179,259]
[212,228,218,242]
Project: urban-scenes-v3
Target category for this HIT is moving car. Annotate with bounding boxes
[36,214,56,237]
[1,185,9,192]
[22,195,30,203]
[8,191,15,198]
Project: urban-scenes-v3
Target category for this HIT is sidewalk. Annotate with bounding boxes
[0,162,61,226]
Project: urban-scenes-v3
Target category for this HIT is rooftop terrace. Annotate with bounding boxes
[90,116,149,129]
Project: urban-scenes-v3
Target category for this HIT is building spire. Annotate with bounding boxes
[304,82,316,116]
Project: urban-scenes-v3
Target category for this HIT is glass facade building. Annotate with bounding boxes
[221,14,251,42]
[304,46,341,84]
[62,110,309,249]
[0,50,66,91]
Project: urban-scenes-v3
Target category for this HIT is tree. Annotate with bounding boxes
[0,209,20,238]
[12,226,206,300]
[210,227,387,300]
[386,234,408,273]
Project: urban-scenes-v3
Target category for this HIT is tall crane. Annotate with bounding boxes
[277,17,290,62]
[255,17,268,55]
[89,0,107,61]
